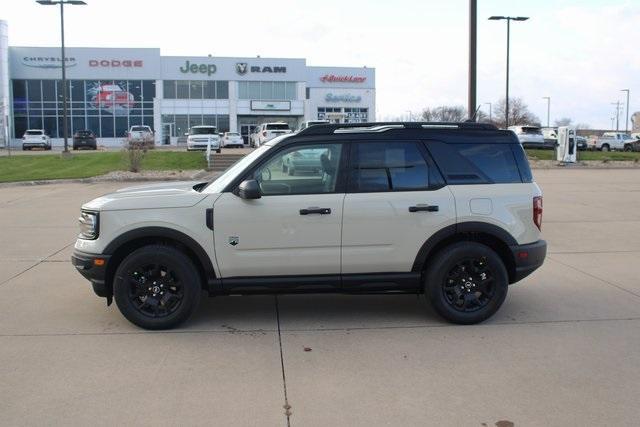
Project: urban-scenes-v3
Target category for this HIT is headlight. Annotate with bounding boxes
[78,211,99,240]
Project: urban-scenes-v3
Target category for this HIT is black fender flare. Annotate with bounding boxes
[103,227,216,281]
[411,222,517,273]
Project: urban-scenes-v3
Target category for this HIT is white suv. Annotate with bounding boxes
[72,122,547,330]
[22,129,51,150]
[187,126,221,152]
[254,122,292,147]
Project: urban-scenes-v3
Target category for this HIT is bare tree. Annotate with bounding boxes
[554,117,573,127]
[575,122,591,130]
[493,97,541,128]
[420,105,467,122]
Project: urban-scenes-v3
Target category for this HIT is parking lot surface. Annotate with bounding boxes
[1,169,640,426]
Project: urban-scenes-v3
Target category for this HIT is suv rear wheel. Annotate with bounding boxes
[113,245,201,330]
[424,242,508,324]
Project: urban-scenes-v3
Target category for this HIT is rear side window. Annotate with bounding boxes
[349,142,432,192]
[266,124,290,130]
[426,141,523,184]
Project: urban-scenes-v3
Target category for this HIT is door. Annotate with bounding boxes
[240,124,257,146]
[341,141,456,275]
[161,123,173,145]
[213,142,346,278]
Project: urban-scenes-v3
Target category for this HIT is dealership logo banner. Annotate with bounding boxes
[320,74,366,83]
[89,59,144,68]
[236,63,287,75]
[179,60,217,76]
[21,56,77,69]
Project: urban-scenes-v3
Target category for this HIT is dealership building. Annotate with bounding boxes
[0,24,375,147]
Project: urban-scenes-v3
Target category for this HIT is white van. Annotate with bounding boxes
[508,125,546,149]
[254,122,292,147]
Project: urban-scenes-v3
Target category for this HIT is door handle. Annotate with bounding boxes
[408,205,439,213]
[299,207,332,215]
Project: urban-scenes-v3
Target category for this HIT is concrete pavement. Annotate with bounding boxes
[0,170,639,426]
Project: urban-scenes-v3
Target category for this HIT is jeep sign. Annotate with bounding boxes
[179,60,217,76]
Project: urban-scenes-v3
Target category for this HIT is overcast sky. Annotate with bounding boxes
[3,0,639,129]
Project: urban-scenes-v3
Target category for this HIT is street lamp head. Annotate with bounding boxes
[513,17,529,21]
[488,16,506,20]
[67,1,87,4]
[36,0,56,4]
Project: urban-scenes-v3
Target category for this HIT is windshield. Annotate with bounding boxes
[266,123,290,130]
[226,132,240,136]
[191,127,217,135]
[25,130,43,135]
[203,145,271,193]
[131,126,149,132]
[522,127,542,134]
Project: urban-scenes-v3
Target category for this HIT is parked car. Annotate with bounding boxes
[281,147,325,176]
[595,132,635,152]
[254,122,292,147]
[22,129,51,150]
[72,130,97,150]
[187,126,221,152]
[125,125,155,149]
[576,135,588,151]
[221,132,244,148]
[297,120,330,132]
[508,125,550,149]
[72,121,547,330]
[92,84,135,110]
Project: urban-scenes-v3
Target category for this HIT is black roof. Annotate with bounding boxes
[291,121,516,144]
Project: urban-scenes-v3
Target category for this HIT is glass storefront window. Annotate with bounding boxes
[27,80,42,101]
[203,81,215,99]
[163,80,176,99]
[70,80,84,103]
[190,81,203,99]
[238,81,297,100]
[42,81,56,101]
[216,81,229,99]
[176,81,189,99]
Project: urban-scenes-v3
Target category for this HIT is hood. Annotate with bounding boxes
[83,181,209,211]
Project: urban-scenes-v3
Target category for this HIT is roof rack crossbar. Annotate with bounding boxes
[297,121,498,136]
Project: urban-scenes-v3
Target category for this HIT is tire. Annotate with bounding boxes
[113,245,202,330]
[216,149,221,154]
[601,144,610,152]
[424,242,508,325]
[624,145,632,152]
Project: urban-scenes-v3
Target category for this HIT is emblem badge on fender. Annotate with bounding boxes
[228,236,239,246]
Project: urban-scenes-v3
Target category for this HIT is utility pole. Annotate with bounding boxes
[468,0,477,120]
[542,96,551,127]
[621,89,630,133]
[612,101,621,131]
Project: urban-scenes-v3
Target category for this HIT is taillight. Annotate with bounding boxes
[533,196,543,231]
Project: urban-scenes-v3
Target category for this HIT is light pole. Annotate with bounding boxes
[36,0,87,154]
[489,15,529,128]
[468,0,477,120]
[484,102,492,122]
[621,89,630,133]
[542,96,551,127]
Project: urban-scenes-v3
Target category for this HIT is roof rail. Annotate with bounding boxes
[297,121,498,136]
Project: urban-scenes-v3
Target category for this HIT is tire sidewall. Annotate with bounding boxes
[113,245,201,330]
[425,242,508,324]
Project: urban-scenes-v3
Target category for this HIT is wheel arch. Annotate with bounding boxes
[412,222,518,284]
[103,227,215,296]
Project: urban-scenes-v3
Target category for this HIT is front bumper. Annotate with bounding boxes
[509,239,547,283]
[23,142,50,149]
[71,250,111,299]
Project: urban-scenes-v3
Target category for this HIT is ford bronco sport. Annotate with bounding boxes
[72,122,546,330]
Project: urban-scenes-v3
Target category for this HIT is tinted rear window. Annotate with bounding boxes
[190,127,217,135]
[266,124,290,130]
[426,141,523,184]
[349,142,431,192]
[522,127,542,134]
[131,126,149,132]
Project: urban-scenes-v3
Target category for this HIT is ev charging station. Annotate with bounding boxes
[556,126,577,163]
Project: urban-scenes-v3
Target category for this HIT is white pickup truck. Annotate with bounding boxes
[126,126,155,149]
[595,132,635,152]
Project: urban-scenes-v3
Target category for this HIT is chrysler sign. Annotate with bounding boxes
[22,56,77,69]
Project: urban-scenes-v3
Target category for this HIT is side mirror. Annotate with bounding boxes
[238,179,261,199]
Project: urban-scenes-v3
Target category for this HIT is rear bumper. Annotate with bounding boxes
[71,250,111,298]
[509,239,547,283]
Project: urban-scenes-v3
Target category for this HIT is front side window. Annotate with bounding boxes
[349,142,431,192]
[253,144,343,196]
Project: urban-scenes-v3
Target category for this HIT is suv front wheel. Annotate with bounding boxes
[424,242,508,324]
[113,245,202,330]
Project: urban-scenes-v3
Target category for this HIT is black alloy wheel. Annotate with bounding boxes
[113,245,201,329]
[442,257,495,313]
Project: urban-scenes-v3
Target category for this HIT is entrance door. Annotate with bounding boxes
[240,124,257,146]
[161,123,173,145]
[213,142,346,279]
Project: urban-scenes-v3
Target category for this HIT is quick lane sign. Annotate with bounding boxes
[179,60,217,76]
